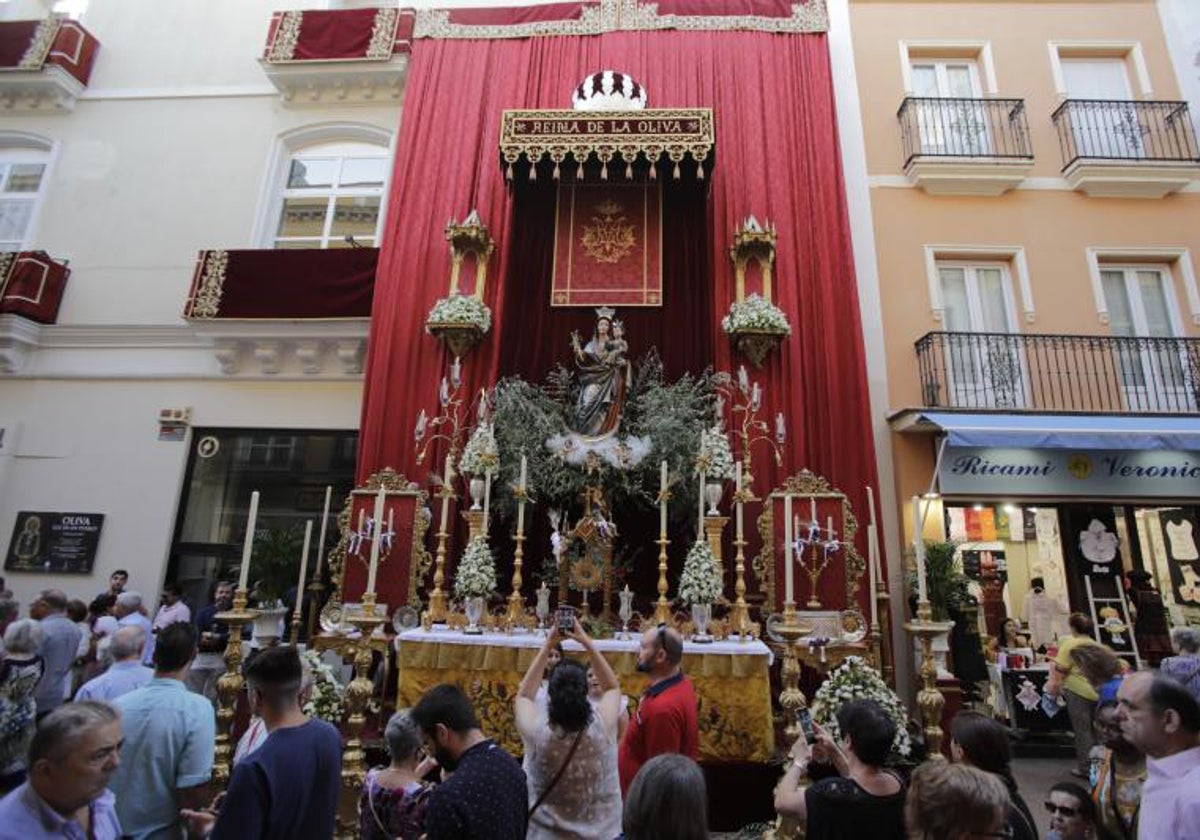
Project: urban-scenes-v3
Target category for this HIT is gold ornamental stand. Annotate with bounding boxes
[338,593,388,834]
[212,589,257,787]
[904,602,954,759]
[654,534,671,624]
[768,616,813,840]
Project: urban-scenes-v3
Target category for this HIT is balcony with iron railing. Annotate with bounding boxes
[897,97,1034,195]
[915,331,1200,415]
[1050,99,1200,197]
[0,14,100,111]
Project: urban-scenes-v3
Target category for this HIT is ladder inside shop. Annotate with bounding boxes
[1084,576,1142,670]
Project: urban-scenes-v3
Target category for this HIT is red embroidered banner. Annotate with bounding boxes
[0,251,70,324]
[551,183,662,307]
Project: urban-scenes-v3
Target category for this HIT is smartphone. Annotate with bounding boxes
[556,605,575,634]
[796,707,816,745]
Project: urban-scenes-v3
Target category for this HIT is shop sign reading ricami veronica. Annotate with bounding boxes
[938,447,1200,497]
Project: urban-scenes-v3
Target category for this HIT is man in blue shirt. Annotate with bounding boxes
[31,589,83,719]
[0,701,124,839]
[411,683,528,840]
[110,622,215,839]
[182,645,342,839]
[75,625,153,702]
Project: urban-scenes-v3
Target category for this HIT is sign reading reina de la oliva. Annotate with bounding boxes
[939,447,1200,497]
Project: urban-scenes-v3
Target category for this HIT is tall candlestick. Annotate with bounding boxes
[366,488,384,596]
[913,495,928,605]
[314,485,331,577]
[516,455,528,534]
[295,520,312,611]
[239,491,259,591]
[659,460,668,534]
[482,470,492,534]
[438,454,452,532]
[866,486,879,628]
[697,431,706,532]
[734,461,744,541]
[783,494,794,605]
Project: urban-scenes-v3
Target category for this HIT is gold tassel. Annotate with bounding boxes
[626,161,633,179]
[649,163,657,180]
[553,161,560,180]
[673,161,681,180]
[601,161,608,180]
[697,164,705,181]
[529,163,537,181]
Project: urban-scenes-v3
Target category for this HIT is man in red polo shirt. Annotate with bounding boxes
[618,624,699,793]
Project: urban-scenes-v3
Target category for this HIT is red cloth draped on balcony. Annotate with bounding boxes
[354,23,882,614]
[0,17,100,85]
[183,248,377,319]
[0,251,70,324]
[263,8,414,62]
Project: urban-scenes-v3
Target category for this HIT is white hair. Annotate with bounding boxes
[1172,626,1200,654]
[3,618,43,655]
[109,625,146,660]
[116,591,143,610]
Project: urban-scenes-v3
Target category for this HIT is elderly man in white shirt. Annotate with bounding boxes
[76,625,153,703]
[114,591,155,668]
[1116,671,1200,839]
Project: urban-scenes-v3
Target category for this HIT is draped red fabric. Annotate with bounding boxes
[355,29,883,614]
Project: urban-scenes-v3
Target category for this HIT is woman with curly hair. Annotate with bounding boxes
[516,619,622,839]
[1070,641,1127,705]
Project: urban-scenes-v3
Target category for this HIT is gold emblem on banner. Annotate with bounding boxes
[580,201,636,264]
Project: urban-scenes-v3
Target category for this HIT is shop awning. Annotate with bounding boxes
[915,412,1200,451]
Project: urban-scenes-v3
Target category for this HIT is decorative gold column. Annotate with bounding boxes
[506,531,526,627]
[212,589,256,787]
[339,593,388,833]
[770,618,812,840]
[703,515,728,564]
[904,603,954,760]
[463,509,486,542]
[654,535,671,624]
[427,526,450,624]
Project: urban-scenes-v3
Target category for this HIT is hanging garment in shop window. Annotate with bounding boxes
[1165,517,1198,561]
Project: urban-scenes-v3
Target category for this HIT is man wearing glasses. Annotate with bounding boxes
[617,624,698,794]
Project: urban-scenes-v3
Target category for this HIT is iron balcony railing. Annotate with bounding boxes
[1051,99,1200,169]
[898,97,1033,167]
[916,331,1200,414]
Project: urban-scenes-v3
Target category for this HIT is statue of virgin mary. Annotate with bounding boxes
[568,307,629,440]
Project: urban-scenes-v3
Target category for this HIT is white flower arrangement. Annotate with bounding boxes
[454,536,498,599]
[426,292,493,334]
[695,425,734,481]
[301,649,345,724]
[811,656,912,760]
[459,421,500,476]
[721,293,791,335]
[677,540,723,606]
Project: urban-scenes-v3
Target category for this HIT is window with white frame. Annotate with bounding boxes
[936,261,1024,408]
[0,151,50,251]
[1099,265,1190,402]
[274,141,388,249]
[908,60,991,156]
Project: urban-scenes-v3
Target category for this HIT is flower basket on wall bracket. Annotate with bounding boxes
[730,326,787,369]
[426,320,484,358]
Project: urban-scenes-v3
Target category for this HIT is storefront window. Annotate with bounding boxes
[167,429,358,609]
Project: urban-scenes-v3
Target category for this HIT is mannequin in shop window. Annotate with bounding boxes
[1125,570,1172,668]
[1021,577,1064,652]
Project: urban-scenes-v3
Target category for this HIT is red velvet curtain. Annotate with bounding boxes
[355,29,882,613]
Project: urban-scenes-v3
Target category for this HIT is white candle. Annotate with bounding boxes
[826,516,833,539]
[783,494,794,605]
[810,497,817,529]
[239,491,259,591]
[314,485,331,577]
[866,486,879,628]
[438,454,452,533]
[450,356,461,388]
[357,507,365,538]
[367,488,385,595]
[516,455,528,534]
[913,495,928,605]
[659,460,668,535]
[295,520,312,616]
[482,469,492,533]
[734,461,744,542]
[388,506,394,537]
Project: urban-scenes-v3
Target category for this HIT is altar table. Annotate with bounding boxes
[395,628,776,762]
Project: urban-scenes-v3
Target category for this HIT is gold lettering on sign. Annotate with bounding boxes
[580,201,636,264]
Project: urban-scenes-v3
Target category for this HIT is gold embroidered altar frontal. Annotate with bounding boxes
[395,630,775,762]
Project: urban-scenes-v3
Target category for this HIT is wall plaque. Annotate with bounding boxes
[5,510,104,574]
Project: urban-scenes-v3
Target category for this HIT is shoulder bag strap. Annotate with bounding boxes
[528,728,585,819]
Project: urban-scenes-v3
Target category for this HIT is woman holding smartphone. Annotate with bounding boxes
[515,619,623,839]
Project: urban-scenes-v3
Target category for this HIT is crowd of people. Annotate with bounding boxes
[0,570,1198,839]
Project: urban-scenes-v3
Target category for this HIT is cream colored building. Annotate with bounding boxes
[845,0,1200,661]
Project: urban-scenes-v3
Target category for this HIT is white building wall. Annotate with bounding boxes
[1158,0,1200,136]
[0,0,395,609]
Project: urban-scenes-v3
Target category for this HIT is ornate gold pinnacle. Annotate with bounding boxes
[654,535,671,624]
[904,603,953,761]
[339,593,388,833]
[211,588,256,787]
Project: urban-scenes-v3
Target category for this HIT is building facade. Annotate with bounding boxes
[847,0,1200,672]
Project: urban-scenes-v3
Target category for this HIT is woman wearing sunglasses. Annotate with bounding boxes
[1045,782,1107,840]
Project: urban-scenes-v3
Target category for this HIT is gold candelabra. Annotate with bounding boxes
[507,521,527,629]
[304,578,326,641]
[904,601,954,760]
[339,592,388,833]
[730,481,753,638]
[769,616,813,840]
[212,588,257,787]
[714,366,784,495]
[797,535,834,610]
[654,534,671,624]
